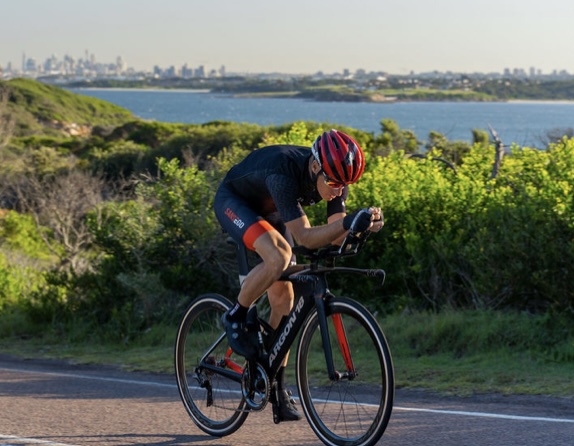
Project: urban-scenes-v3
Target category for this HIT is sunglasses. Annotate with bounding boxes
[321,170,345,190]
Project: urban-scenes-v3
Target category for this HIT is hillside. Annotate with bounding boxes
[0,78,134,137]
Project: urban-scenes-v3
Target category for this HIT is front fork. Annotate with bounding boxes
[315,294,356,381]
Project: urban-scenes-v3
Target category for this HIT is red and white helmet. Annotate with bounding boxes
[311,129,365,185]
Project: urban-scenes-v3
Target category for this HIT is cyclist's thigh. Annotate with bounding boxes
[265,212,296,265]
[214,185,273,251]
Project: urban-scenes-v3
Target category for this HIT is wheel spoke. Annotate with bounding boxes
[297,299,394,446]
[175,294,249,437]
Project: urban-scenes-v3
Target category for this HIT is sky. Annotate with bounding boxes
[1,0,573,75]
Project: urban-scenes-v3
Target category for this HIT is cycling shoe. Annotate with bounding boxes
[278,389,302,421]
[221,310,259,360]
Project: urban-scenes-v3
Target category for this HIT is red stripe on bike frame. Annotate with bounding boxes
[224,347,244,374]
[242,220,274,250]
[332,313,354,371]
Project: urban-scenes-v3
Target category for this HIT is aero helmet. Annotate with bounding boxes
[311,129,365,185]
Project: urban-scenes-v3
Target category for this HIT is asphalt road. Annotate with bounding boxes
[1,354,573,446]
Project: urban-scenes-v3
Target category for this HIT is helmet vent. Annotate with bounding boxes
[344,143,357,166]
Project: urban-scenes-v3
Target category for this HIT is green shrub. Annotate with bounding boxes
[88,140,149,178]
[342,137,574,315]
[7,115,574,341]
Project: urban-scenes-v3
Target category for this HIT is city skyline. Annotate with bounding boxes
[2,49,572,81]
[2,0,573,76]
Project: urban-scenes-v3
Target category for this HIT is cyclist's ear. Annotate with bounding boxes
[311,160,321,174]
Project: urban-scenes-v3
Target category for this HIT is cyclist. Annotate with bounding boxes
[214,129,384,421]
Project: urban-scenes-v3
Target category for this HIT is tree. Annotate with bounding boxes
[488,125,505,180]
[472,129,490,146]
[425,131,471,166]
[13,170,109,273]
[0,86,15,209]
[374,119,420,156]
[0,85,14,148]
[539,127,574,147]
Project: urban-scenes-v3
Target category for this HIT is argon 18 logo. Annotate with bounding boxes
[225,208,245,229]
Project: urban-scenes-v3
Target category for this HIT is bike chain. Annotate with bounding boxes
[241,362,270,411]
[195,363,271,414]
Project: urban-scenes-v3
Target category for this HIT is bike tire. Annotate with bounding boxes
[296,296,394,446]
[174,293,248,437]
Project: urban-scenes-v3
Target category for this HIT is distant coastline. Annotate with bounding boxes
[69,86,574,104]
[70,87,496,103]
[61,76,574,103]
[71,87,211,94]
[507,99,574,104]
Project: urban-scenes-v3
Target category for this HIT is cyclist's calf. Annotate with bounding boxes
[267,281,295,328]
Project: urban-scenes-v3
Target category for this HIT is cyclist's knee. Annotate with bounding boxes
[264,247,292,277]
[254,232,292,277]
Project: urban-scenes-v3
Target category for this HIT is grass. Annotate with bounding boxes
[381,310,574,397]
[1,78,134,136]
[0,310,572,398]
[0,324,177,374]
[384,88,494,101]
[232,91,300,99]
[393,352,574,396]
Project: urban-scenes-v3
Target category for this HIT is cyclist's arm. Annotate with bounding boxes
[326,192,347,246]
[285,214,347,249]
[328,212,347,246]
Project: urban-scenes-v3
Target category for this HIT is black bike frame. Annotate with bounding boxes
[264,272,328,377]
[198,237,385,386]
[196,248,326,383]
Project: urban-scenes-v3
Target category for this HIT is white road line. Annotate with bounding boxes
[393,406,574,423]
[2,365,574,424]
[0,366,175,389]
[0,434,80,446]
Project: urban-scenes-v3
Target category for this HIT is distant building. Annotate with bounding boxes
[194,65,205,78]
[0,50,572,82]
[25,57,38,73]
[165,66,177,77]
[116,56,127,74]
[181,64,193,78]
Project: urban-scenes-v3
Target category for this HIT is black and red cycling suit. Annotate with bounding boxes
[214,145,348,252]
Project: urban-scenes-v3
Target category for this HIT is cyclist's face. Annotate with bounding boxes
[316,171,345,200]
[321,171,345,191]
[312,159,345,200]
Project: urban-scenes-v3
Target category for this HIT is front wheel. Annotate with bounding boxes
[296,297,394,446]
[174,293,248,437]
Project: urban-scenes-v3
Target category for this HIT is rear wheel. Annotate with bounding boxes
[296,297,394,446]
[175,293,248,437]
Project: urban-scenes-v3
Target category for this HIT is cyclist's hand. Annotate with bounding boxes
[369,207,384,233]
[343,208,373,233]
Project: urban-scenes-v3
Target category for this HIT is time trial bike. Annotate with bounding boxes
[174,229,394,446]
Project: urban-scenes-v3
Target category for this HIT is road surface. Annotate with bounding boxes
[1,355,573,445]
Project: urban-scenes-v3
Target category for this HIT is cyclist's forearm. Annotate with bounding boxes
[287,218,347,249]
[328,213,346,246]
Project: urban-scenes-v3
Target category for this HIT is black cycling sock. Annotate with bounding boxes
[276,366,286,390]
[228,302,248,322]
